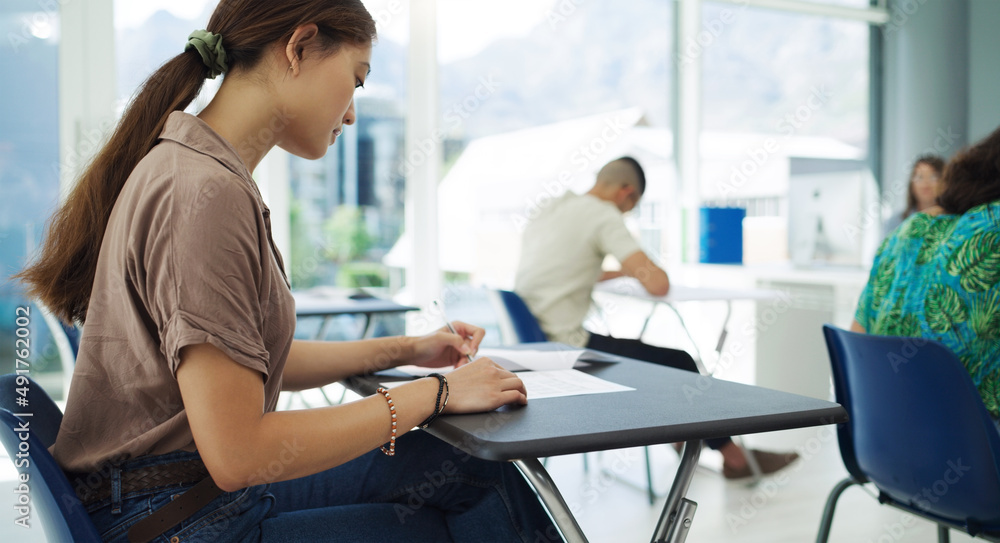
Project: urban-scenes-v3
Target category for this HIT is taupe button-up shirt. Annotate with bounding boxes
[53,112,295,473]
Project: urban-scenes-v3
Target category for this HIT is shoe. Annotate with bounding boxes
[722,449,799,480]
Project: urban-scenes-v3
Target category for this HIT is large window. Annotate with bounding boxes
[433,0,675,288]
[1,1,887,361]
[801,0,872,6]
[115,1,217,110]
[697,2,872,264]
[699,3,869,147]
[287,0,410,301]
[0,1,63,397]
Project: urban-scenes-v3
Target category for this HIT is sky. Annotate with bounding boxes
[113,0,560,64]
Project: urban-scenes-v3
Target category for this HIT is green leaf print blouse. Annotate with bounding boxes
[855,201,1000,417]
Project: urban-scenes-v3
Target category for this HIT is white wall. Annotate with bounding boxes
[968,0,1000,143]
[882,0,969,211]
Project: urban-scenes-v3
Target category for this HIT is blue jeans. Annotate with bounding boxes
[87,431,562,542]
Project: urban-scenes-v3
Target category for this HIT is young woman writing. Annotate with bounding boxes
[17,1,558,541]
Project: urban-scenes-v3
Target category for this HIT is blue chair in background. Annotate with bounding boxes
[491,289,548,344]
[38,307,80,399]
[60,322,80,359]
[817,325,1000,542]
[0,374,102,542]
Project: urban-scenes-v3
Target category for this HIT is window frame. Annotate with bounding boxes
[672,0,888,261]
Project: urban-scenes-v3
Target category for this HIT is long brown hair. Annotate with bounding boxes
[938,125,1000,215]
[16,0,375,324]
[902,154,945,219]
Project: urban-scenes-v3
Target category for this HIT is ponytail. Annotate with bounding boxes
[16,0,376,324]
[15,52,207,323]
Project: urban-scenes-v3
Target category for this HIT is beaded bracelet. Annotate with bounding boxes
[376,387,397,456]
[417,373,449,429]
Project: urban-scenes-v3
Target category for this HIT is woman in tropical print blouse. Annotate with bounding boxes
[854,125,1000,418]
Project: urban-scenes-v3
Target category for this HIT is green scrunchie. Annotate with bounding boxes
[185,29,228,79]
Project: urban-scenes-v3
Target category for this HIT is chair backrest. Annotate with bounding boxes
[491,290,548,344]
[0,374,102,542]
[39,306,79,399]
[823,325,1000,529]
[61,322,81,359]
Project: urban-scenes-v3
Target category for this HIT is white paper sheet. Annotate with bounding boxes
[381,369,634,400]
[516,370,635,399]
[395,348,592,377]
[475,348,588,371]
[393,364,458,377]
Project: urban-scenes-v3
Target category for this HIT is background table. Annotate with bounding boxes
[593,277,786,482]
[287,289,418,408]
[347,343,847,542]
[293,289,419,340]
[594,277,782,374]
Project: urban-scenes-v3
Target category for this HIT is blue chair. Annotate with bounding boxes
[491,290,548,344]
[0,374,102,542]
[37,307,80,399]
[61,322,81,359]
[817,325,1000,542]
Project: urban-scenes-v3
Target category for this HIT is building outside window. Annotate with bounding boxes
[0,1,63,397]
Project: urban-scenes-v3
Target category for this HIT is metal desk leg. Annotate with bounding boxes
[639,304,657,338]
[652,440,702,543]
[712,301,734,369]
[732,435,763,484]
[316,386,338,405]
[514,458,589,543]
[361,312,377,339]
[286,315,366,410]
[279,316,336,409]
[709,301,763,484]
[662,304,708,375]
[315,315,333,340]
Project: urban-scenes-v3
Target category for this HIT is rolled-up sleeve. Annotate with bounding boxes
[142,176,272,380]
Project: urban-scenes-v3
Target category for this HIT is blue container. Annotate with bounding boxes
[699,207,745,264]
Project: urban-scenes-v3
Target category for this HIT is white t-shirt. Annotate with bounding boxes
[514,192,642,347]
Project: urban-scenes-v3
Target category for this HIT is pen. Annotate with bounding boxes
[432,300,475,364]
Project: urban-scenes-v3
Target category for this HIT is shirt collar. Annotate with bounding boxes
[158,111,254,182]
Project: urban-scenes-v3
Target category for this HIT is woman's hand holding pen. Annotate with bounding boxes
[406,319,527,412]
[407,320,484,368]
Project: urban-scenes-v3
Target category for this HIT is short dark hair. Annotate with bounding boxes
[937,126,1000,214]
[616,156,646,195]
